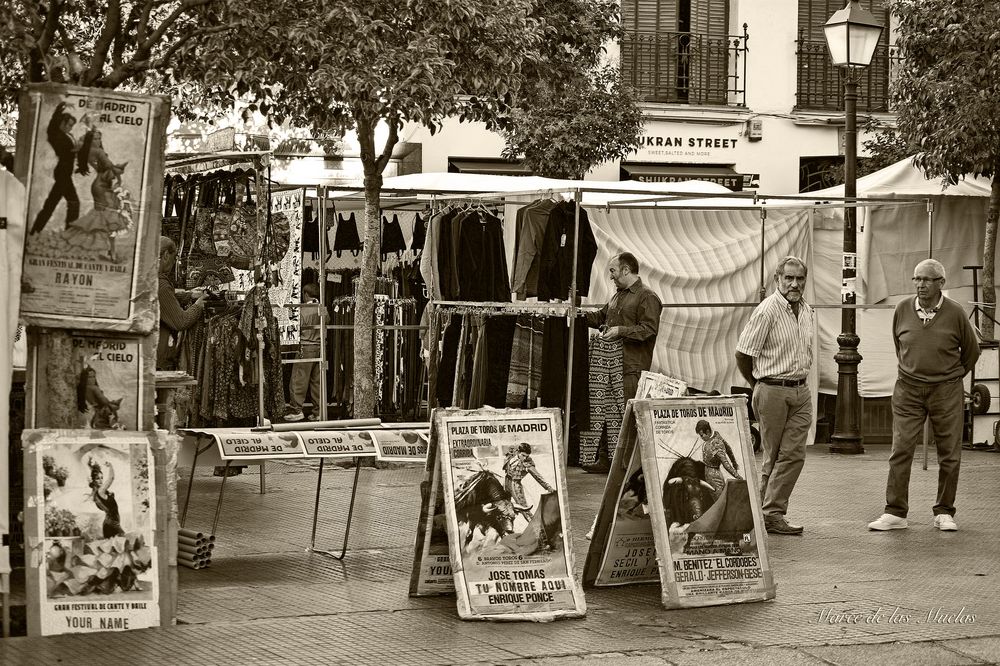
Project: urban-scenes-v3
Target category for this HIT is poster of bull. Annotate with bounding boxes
[583,372,687,588]
[22,429,159,636]
[408,431,455,596]
[634,397,775,609]
[16,84,169,332]
[436,407,586,621]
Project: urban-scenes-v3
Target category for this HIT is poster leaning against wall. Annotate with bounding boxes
[436,408,585,621]
[16,84,169,333]
[22,429,159,636]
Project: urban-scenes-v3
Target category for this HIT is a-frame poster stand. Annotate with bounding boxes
[408,427,454,597]
[584,395,775,609]
[426,407,586,621]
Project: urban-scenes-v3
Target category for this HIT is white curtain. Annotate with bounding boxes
[0,167,27,579]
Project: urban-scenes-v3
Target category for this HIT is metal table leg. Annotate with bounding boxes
[180,440,214,527]
[308,457,363,560]
[211,460,232,536]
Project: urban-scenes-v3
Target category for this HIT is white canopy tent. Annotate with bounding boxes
[809,157,993,396]
[319,172,925,398]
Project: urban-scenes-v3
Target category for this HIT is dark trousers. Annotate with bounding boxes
[623,371,639,403]
[32,177,79,233]
[884,377,964,518]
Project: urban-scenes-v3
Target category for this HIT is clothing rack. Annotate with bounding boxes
[165,151,276,429]
[417,189,587,455]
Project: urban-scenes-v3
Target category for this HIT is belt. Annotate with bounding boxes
[759,377,806,387]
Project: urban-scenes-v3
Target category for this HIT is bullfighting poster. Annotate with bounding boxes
[634,397,774,609]
[29,333,142,432]
[22,429,160,636]
[409,431,455,596]
[436,408,585,621]
[16,84,169,332]
[583,372,687,588]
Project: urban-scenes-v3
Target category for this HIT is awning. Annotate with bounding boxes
[448,157,533,176]
[620,163,743,191]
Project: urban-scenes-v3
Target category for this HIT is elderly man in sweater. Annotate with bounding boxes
[868,259,980,532]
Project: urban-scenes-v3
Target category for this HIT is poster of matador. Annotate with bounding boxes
[437,407,585,621]
[17,84,169,332]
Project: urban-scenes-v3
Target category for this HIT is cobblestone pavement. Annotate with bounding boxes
[3,444,1000,665]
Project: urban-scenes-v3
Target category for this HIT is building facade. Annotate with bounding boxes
[402,0,897,195]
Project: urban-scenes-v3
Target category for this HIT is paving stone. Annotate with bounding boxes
[802,641,980,665]
[3,447,1000,665]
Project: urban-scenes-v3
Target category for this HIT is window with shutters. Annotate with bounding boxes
[620,0,748,106]
[795,0,898,112]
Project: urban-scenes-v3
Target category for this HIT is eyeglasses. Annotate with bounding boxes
[911,277,943,284]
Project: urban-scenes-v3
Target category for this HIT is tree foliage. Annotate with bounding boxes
[502,65,644,179]
[891,0,1000,338]
[0,0,238,112]
[180,0,550,418]
[858,117,916,178]
[185,0,627,418]
[1,0,633,419]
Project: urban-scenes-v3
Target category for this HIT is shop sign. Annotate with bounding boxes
[628,126,742,164]
[17,84,169,333]
[436,408,586,621]
[23,429,162,636]
[586,397,775,609]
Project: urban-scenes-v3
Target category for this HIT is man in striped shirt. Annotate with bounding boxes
[735,256,813,535]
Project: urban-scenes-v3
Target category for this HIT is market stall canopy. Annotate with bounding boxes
[806,155,993,396]
[810,155,992,198]
[326,171,751,208]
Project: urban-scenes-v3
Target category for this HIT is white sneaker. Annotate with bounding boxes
[868,513,908,531]
[934,514,958,531]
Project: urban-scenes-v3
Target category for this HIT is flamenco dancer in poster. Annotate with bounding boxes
[76,365,122,430]
[30,101,81,235]
[62,122,133,262]
[88,458,125,538]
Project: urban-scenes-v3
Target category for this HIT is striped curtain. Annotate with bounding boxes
[586,207,813,393]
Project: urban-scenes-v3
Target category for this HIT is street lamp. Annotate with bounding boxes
[824,1,883,455]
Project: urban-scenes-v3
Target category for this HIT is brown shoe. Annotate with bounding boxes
[765,515,803,535]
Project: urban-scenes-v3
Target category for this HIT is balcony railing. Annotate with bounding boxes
[796,35,901,113]
[621,25,749,106]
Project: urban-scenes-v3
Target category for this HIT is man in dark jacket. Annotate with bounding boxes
[157,237,208,370]
[584,252,662,400]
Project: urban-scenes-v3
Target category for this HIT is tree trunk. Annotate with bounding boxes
[983,173,1000,341]
[352,115,398,419]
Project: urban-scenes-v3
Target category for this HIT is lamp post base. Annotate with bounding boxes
[830,332,864,454]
